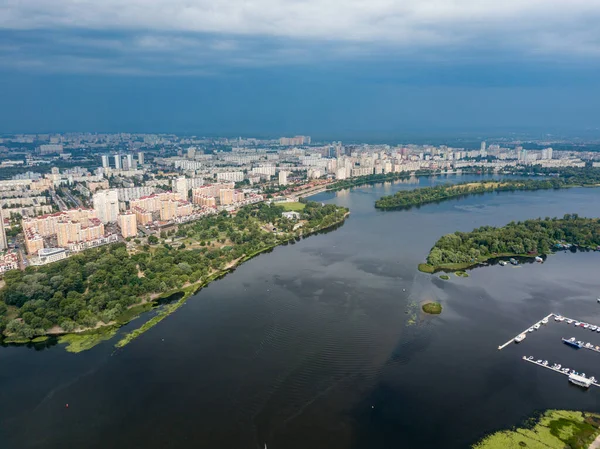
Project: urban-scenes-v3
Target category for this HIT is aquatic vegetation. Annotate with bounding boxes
[439,275,450,280]
[422,302,442,314]
[455,271,469,278]
[58,327,119,353]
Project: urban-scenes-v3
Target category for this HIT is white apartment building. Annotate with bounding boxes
[93,189,119,223]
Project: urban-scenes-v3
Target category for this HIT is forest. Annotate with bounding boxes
[374,168,600,210]
[0,201,347,340]
[423,215,600,269]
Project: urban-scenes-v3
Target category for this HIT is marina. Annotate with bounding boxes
[498,313,600,350]
[522,356,599,389]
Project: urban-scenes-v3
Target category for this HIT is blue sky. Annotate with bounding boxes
[1,0,600,139]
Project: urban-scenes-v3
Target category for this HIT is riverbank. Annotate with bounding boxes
[374,169,600,210]
[326,167,505,193]
[0,202,349,352]
[112,211,350,350]
[473,410,600,449]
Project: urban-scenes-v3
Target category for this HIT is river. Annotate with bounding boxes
[1,173,600,449]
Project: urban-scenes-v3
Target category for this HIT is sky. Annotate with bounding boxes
[1,0,600,139]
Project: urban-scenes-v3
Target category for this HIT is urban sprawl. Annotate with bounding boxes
[0,133,596,274]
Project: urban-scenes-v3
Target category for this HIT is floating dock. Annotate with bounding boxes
[522,356,600,388]
[498,313,554,350]
[498,313,600,350]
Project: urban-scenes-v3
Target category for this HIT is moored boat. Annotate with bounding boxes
[563,337,582,349]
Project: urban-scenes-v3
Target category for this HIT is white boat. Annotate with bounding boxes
[569,373,592,388]
[592,326,598,331]
[534,324,541,330]
[567,319,574,324]
[499,260,508,266]
[528,327,534,333]
[514,333,527,343]
[542,318,549,325]
[584,324,590,329]
[575,322,581,326]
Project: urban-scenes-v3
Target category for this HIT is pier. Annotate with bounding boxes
[498,313,554,350]
[498,313,600,350]
[522,356,600,388]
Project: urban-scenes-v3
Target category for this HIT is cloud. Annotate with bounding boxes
[1,1,600,74]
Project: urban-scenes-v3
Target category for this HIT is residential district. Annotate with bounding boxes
[0,133,598,274]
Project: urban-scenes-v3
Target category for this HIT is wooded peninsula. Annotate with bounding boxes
[420,215,600,272]
[0,201,348,350]
[374,168,600,210]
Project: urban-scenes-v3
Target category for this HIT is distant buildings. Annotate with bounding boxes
[0,209,7,250]
[38,144,63,155]
[279,171,289,186]
[117,211,138,238]
[216,172,244,183]
[93,189,119,223]
[101,154,110,168]
[279,136,311,146]
[114,154,122,170]
[138,152,145,165]
[173,176,189,201]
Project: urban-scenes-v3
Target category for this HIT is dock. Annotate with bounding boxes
[522,356,600,388]
[498,313,554,350]
[498,313,600,350]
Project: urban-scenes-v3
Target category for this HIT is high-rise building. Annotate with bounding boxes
[219,189,234,205]
[126,154,134,170]
[480,141,487,157]
[279,171,289,186]
[101,155,109,168]
[187,147,196,159]
[117,212,138,238]
[114,154,122,170]
[0,209,7,250]
[138,152,145,165]
[93,190,119,223]
[174,177,189,201]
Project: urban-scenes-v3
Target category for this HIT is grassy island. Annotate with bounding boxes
[0,202,349,351]
[473,410,600,449]
[422,302,442,314]
[420,215,600,272]
[374,168,600,210]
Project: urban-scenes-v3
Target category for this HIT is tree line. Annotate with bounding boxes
[374,168,600,210]
[0,201,347,340]
[425,215,600,268]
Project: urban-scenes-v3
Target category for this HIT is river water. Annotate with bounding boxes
[2,174,600,449]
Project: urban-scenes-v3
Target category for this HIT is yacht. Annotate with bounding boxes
[569,373,593,388]
[591,326,598,331]
[534,323,541,330]
[567,319,574,324]
[528,327,534,333]
[542,318,549,325]
[499,260,507,266]
[514,333,527,343]
[563,337,583,349]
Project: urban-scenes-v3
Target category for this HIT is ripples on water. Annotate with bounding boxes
[2,175,600,449]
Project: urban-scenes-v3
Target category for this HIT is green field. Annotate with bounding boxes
[473,410,600,449]
[280,202,306,211]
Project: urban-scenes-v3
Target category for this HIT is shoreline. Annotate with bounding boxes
[2,210,350,352]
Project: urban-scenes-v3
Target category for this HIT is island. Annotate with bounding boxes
[0,201,349,351]
[419,215,600,272]
[473,410,600,449]
[422,302,442,314]
[374,169,600,210]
